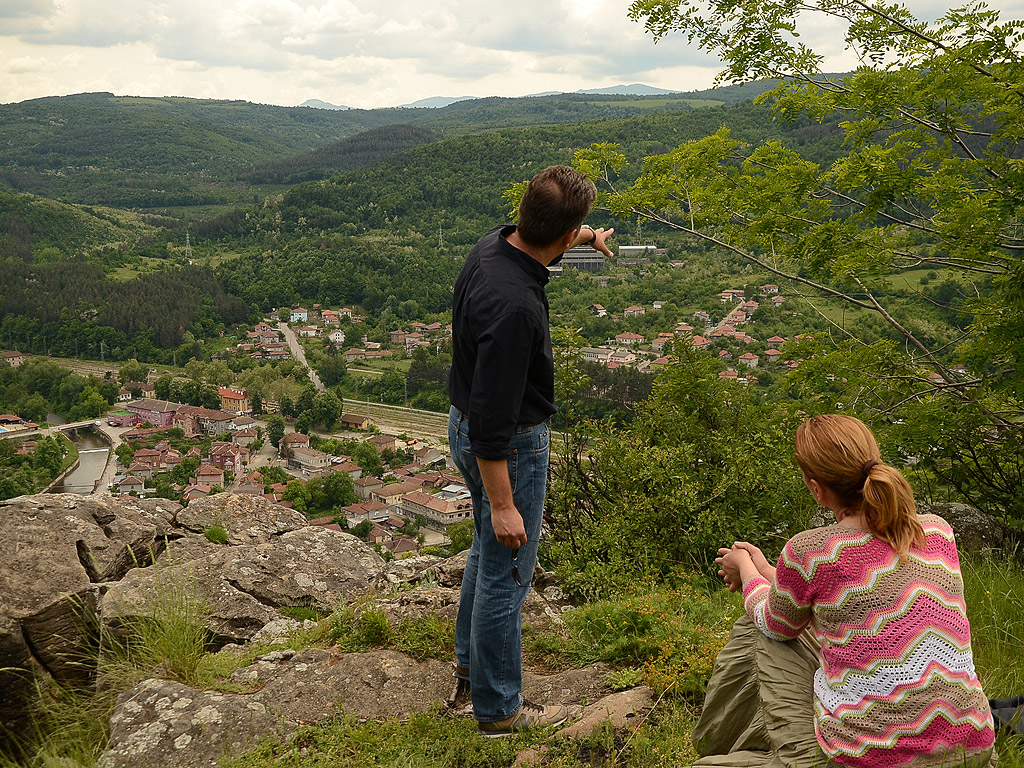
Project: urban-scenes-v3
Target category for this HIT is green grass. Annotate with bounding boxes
[203,525,229,544]
[56,431,79,473]
[964,552,1024,697]
[302,603,455,662]
[526,581,739,699]
[5,556,1023,768]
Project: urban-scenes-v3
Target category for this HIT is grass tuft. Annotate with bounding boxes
[527,580,738,698]
[203,525,229,545]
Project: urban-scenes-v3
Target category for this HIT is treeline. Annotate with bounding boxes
[248,125,437,184]
[0,191,143,260]
[216,235,461,316]
[0,259,250,361]
[0,358,117,424]
[0,90,732,211]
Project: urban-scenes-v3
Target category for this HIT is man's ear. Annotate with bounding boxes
[562,227,580,251]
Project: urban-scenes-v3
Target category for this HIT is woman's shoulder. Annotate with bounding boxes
[783,524,873,563]
[917,512,955,537]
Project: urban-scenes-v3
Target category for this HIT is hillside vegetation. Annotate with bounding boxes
[0,90,739,211]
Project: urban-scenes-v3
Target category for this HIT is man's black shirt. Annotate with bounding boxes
[448,225,556,460]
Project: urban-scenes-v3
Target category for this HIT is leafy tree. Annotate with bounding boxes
[283,479,310,513]
[32,436,63,475]
[296,386,316,416]
[118,359,150,385]
[350,520,373,540]
[204,360,234,387]
[567,0,1024,519]
[317,353,348,387]
[350,441,383,477]
[260,465,290,486]
[251,391,263,415]
[97,380,119,404]
[71,388,109,419]
[153,374,173,402]
[311,390,342,430]
[548,346,810,600]
[295,411,313,434]
[199,384,221,410]
[446,519,474,554]
[266,414,285,447]
[15,393,48,423]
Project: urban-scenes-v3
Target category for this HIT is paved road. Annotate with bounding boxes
[278,322,325,391]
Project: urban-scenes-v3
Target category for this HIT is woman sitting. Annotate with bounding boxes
[700,414,996,768]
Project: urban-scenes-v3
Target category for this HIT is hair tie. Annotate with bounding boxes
[861,459,880,485]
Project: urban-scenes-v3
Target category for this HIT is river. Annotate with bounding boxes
[52,430,110,494]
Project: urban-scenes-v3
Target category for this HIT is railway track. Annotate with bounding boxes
[342,399,449,440]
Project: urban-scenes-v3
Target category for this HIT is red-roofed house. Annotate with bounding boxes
[218,388,250,415]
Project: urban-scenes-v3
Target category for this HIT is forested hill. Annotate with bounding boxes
[0,89,737,210]
[241,100,846,247]
[247,125,438,185]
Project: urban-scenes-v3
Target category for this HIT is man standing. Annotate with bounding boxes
[447,166,613,736]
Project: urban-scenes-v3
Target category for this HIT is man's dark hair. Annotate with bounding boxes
[516,166,597,247]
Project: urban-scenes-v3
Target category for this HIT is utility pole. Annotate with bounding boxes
[184,230,193,263]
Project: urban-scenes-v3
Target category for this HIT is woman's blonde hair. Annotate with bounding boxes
[795,414,924,555]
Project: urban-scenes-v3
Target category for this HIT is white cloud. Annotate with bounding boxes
[0,0,1021,108]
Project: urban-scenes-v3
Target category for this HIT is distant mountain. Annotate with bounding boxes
[398,96,477,109]
[298,99,351,110]
[577,84,678,96]
[0,82,797,211]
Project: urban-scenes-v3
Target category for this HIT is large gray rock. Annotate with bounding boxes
[101,554,281,645]
[101,526,385,645]
[237,648,453,721]
[175,494,308,545]
[919,502,1016,552]
[382,554,444,585]
[219,526,385,612]
[99,649,455,768]
[0,494,179,737]
[97,678,286,768]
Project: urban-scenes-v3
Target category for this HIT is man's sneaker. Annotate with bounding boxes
[477,699,568,738]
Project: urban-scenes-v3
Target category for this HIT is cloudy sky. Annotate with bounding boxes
[1,0,1022,109]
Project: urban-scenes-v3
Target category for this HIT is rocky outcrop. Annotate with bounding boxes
[0,493,385,740]
[100,651,613,768]
[174,493,309,545]
[0,494,179,735]
[97,678,287,768]
[0,491,592,764]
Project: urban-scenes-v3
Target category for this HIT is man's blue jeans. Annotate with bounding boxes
[448,406,550,722]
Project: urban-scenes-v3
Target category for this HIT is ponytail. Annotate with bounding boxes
[795,414,925,556]
[862,463,924,556]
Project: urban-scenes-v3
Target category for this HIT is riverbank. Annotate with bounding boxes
[39,433,80,492]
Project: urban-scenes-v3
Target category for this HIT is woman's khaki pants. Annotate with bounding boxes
[691,616,996,768]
